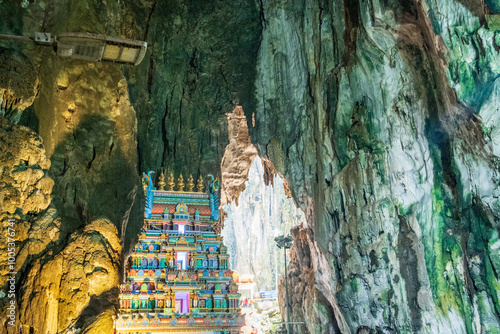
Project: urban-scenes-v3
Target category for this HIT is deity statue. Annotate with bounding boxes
[191,293,199,307]
[167,252,174,268]
[177,174,185,191]
[190,251,197,267]
[165,290,172,308]
[186,174,195,192]
[167,172,175,191]
[196,175,204,192]
[158,170,166,190]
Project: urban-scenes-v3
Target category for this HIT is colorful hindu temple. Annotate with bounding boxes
[114,171,244,334]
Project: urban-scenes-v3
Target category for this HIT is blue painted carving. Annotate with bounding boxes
[208,174,220,221]
[143,171,155,218]
[169,317,178,327]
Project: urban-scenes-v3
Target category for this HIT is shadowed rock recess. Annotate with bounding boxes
[1,0,500,333]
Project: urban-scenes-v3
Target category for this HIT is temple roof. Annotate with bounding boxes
[152,203,211,216]
[151,189,212,217]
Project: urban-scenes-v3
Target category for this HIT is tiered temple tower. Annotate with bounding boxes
[114,171,243,334]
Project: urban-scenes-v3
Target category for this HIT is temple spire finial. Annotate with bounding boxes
[167,172,175,191]
[196,175,204,192]
[158,170,166,190]
[177,173,185,191]
[186,174,195,192]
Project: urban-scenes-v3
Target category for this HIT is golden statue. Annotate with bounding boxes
[191,293,200,307]
[167,172,175,191]
[165,290,172,308]
[186,174,195,192]
[190,251,197,267]
[196,175,204,192]
[158,171,166,190]
[177,174,185,191]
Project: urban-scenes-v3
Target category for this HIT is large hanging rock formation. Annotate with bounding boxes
[1,0,500,333]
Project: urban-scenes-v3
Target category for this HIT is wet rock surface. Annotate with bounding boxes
[0,0,499,333]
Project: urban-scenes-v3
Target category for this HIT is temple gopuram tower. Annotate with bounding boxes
[114,171,244,334]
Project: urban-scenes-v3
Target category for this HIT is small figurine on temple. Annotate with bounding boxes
[167,172,175,191]
[186,174,195,192]
[196,175,204,192]
[190,251,197,267]
[191,293,199,307]
[177,174,185,191]
[213,222,221,234]
[158,170,166,190]
[168,255,174,268]
[165,290,172,308]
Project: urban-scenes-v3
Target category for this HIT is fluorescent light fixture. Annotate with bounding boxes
[0,32,147,65]
[56,32,147,65]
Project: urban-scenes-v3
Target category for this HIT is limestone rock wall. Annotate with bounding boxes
[253,1,500,333]
[0,117,122,334]
[1,0,500,333]
[18,219,121,334]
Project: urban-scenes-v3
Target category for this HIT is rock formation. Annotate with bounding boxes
[18,219,121,334]
[257,1,500,333]
[0,0,500,333]
[0,48,38,124]
[220,106,259,206]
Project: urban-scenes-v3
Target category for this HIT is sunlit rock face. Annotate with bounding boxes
[18,219,121,334]
[0,117,122,334]
[0,118,53,215]
[0,117,55,293]
[222,156,305,291]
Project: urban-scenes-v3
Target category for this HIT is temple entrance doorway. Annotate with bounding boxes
[176,251,187,269]
[175,292,189,313]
